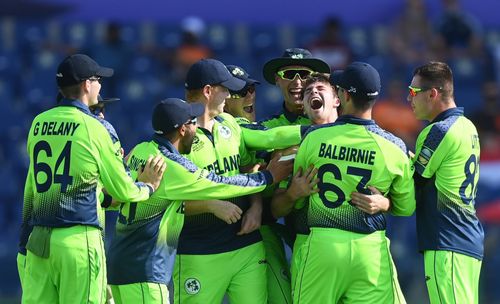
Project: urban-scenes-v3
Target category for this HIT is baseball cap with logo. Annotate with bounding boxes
[152,98,205,134]
[330,62,381,100]
[184,59,246,91]
[263,48,330,85]
[226,65,260,86]
[56,54,114,87]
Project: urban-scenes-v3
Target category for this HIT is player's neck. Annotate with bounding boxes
[429,99,457,121]
[197,113,215,131]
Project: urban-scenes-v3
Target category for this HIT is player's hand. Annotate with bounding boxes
[350,186,391,214]
[237,201,262,235]
[287,165,319,201]
[137,155,167,191]
[272,145,298,159]
[266,153,294,183]
[209,200,243,224]
[240,162,266,173]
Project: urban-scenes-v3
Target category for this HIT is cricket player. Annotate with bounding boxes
[20,54,165,304]
[17,93,121,292]
[225,64,294,304]
[409,61,484,304]
[174,58,303,304]
[107,98,293,303]
[271,72,341,295]
[259,48,330,128]
[293,62,415,304]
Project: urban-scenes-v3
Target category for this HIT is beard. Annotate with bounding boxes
[180,133,195,154]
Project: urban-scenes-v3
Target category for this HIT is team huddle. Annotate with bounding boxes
[18,48,484,304]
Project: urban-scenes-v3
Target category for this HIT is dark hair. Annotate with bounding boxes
[350,94,375,111]
[413,61,453,99]
[301,73,331,100]
[59,84,82,100]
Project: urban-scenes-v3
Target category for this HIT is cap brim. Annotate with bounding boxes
[263,58,331,84]
[246,78,260,85]
[189,102,205,118]
[96,66,114,78]
[98,97,120,105]
[220,76,246,91]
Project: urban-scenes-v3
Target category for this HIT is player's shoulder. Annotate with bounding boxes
[234,116,252,125]
[365,124,407,154]
[218,112,238,125]
[257,113,284,127]
[301,122,339,141]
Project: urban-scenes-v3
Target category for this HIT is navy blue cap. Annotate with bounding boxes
[263,48,330,84]
[330,62,380,100]
[56,54,113,87]
[90,95,120,110]
[185,59,246,91]
[152,98,205,134]
[226,65,260,86]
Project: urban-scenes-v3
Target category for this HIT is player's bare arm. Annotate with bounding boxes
[265,153,294,183]
[271,165,319,218]
[237,194,263,235]
[185,200,243,224]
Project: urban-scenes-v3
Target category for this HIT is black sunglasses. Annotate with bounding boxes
[229,85,256,99]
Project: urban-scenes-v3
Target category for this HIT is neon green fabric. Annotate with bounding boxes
[290,233,308,296]
[259,111,311,129]
[22,225,106,304]
[17,253,26,290]
[260,225,292,304]
[424,250,481,304]
[23,101,151,230]
[413,108,483,260]
[294,117,415,228]
[294,228,405,304]
[107,136,272,286]
[110,282,169,304]
[174,242,267,304]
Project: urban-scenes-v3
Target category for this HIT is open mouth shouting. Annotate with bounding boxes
[309,96,324,110]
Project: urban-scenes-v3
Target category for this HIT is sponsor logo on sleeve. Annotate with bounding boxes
[417,147,432,166]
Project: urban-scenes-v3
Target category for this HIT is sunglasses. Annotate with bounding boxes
[88,76,102,84]
[408,85,442,97]
[229,85,256,99]
[277,68,313,81]
[185,117,197,125]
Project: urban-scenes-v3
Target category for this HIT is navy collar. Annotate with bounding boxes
[431,107,464,123]
[336,115,376,125]
[282,102,308,123]
[152,134,180,155]
[56,98,92,115]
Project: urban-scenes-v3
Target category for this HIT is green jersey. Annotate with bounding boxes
[22,99,151,231]
[413,107,484,259]
[179,112,302,254]
[258,104,312,128]
[295,116,415,233]
[107,135,273,285]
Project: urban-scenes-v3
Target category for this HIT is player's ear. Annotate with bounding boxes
[430,88,439,98]
[178,124,187,137]
[202,85,211,99]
